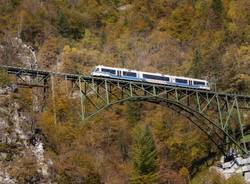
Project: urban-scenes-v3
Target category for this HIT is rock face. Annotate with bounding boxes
[0,89,53,183]
[0,38,53,183]
[0,37,37,69]
[213,155,250,183]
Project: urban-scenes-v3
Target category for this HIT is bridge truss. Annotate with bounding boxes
[1,65,250,155]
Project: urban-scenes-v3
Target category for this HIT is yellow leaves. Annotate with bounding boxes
[163,4,195,42]
[166,134,183,148]
[61,45,93,73]
[62,43,115,74]
[39,111,54,126]
[9,152,37,183]
[157,20,170,33]
[124,4,155,33]
[227,0,249,22]
[225,0,249,41]
[62,45,78,54]
[237,46,250,61]
[55,124,79,144]
[227,4,238,21]
[80,29,100,49]
[192,168,226,184]
[194,0,209,16]
[62,45,71,53]
[37,37,65,69]
[192,169,246,184]
[211,30,224,48]
[39,113,80,148]
[12,88,33,111]
[190,147,200,158]
[230,74,250,92]
[179,167,189,177]
[227,174,247,184]
[222,45,250,77]
[227,22,237,33]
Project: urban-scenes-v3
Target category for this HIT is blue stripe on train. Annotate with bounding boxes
[98,72,206,89]
[104,73,143,81]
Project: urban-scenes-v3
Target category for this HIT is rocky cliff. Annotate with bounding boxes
[0,38,52,184]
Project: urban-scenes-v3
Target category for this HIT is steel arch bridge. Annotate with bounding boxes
[1,65,250,155]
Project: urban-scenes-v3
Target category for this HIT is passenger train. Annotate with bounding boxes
[91,65,210,90]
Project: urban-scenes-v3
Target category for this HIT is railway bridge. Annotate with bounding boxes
[1,65,250,156]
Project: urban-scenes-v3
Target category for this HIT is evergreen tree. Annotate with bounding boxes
[211,0,223,15]
[189,48,202,78]
[85,172,102,184]
[58,11,69,37]
[118,130,129,161]
[127,102,141,123]
[131,125,158,184]
[0,69,10,86]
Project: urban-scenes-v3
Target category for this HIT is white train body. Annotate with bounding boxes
[91,65,210,90]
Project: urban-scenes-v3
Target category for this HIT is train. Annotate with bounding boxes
[91,65,210,90]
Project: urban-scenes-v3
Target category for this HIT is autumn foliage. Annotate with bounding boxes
[0,0,249,183]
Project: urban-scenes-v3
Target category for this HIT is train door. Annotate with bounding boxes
[117,70,121,77]
[189,80,192,86]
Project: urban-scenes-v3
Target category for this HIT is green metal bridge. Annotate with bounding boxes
[1,65,250,156]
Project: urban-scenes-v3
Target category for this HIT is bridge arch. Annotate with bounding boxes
[84,96,246,155]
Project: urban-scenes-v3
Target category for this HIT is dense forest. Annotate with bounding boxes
[0,0,249,183]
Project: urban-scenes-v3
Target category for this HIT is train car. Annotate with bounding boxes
[91,65,142,81]
[91,65,210,90]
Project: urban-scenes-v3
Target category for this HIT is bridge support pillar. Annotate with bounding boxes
[79,76,85,122]
[51,75,57,125]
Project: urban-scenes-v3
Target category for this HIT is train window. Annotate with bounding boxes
[95,68,99,72]
[176,78,188,84]
[143,74,169,81]
[101,68,116,74]
[194,81,206,86]
[123,71,137,77]
[163,77,170,81]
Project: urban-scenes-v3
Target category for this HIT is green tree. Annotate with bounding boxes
[58,11,69,38]
[0,69,10,86]
[211,0,223,15]
[189,48,202,78]
[131,125,158,184]
[127,102,142,123]
[85,172,102,184]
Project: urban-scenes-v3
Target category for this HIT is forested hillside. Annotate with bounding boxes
[0,0,249,183]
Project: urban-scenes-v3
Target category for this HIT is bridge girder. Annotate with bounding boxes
[73,77,250,155]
